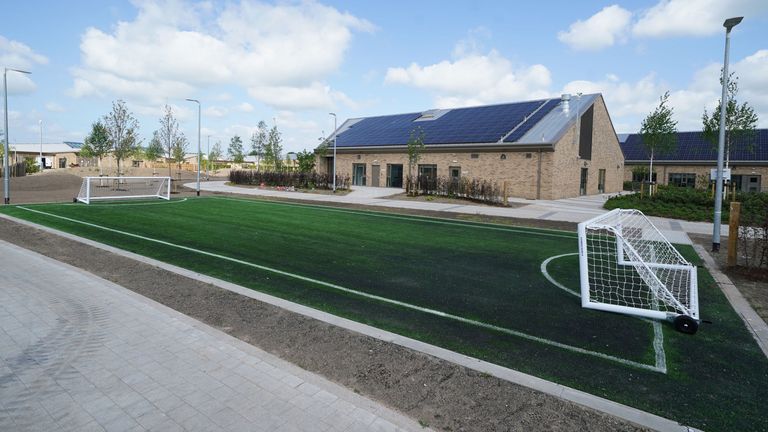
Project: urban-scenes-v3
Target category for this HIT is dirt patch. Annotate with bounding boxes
[0,217,645,431]
[690,234,768,322]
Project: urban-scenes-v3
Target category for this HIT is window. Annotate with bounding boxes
[631,171,657,182]
[58,158,67,169]
[418,164,437,179]
[598,169,606,194]
[132,160,143,167]
[500,154,507,160]
[418,164,438,192]
[470,153,479,159]
[525,153,532,159]
[579,105,594,160]
[668,173,696,188]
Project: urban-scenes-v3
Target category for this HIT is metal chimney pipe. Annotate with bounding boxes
[561,93,571,115]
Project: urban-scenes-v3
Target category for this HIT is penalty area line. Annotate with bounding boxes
[540,253,667,373]
[16,205,663,373]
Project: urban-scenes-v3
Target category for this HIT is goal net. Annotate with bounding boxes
[578,209,699,329]
[76,176,171,204]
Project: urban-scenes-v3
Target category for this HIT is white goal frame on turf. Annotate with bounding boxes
[77,176,171,204]
[578,208,699,327]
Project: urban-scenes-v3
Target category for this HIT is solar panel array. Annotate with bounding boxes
[503,99,561,143]
[621,130,768,161]
[335,98,561,147]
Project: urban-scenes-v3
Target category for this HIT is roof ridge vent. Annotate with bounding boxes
[414,108,451,122]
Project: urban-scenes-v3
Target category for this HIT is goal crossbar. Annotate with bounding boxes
[578,209,699,322]
[77,176,171,204]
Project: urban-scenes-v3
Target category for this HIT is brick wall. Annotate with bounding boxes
[624,163,768,192]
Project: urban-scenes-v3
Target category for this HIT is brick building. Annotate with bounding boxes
[621,130,768,192]
[318,94,624,199]
[6,142,83,169]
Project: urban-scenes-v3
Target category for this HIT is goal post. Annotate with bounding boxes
[76,176,171,204]
[578,209,700,333]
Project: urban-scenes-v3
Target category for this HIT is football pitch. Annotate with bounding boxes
[2,196,767,431]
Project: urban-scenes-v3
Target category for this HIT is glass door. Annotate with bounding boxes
[352,163,366,186]
[580,168,588,196]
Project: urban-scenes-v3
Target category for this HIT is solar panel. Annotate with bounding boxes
[620,130,768,161]
[504,99,561,143]
[335,99,558,147]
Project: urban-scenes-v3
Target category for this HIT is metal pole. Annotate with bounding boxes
[186,98,201,196]
[713,17,742,252]
[329,112,337,192]
[206,135,210,180]
[3,68,30,205]
[39,119,43,170]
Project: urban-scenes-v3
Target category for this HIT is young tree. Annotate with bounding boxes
[406,127,425,195]
[702,73,759,168]
[155,105,183,178]
[266,125,283,170]
[639,92,677,183]
[209,141,223,167]
[103,100,141,176]
[296,149,316,173]
[249,121,268,171]
[228,135,244,163]
[144,131,164,175]
[81,121,111,175]
[172,133,189,174]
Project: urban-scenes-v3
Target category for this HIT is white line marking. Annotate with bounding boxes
[214,196,579,240]
[540,252,667,373]
[44,198,190,207]
[16,205,662,372]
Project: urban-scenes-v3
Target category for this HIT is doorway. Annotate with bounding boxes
[386,164,403,188]
[352,163,366,186]
[580,168,588,196]
[371,165,380,187]
[598,169,606,193]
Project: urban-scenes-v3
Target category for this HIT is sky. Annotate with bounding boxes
[1,0,767,155]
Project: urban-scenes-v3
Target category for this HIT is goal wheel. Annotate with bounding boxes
[673,315,699,335]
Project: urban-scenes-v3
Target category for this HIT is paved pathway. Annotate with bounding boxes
[194,182,725,245]
[0,240,425,432]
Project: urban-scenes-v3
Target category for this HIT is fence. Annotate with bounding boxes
[229,170,350,190]
[0,162,26,178]
[406,175,505,206]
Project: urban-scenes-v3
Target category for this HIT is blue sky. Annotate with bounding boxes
[2,0,767,155]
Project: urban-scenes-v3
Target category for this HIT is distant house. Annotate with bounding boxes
[620,130,768,192]
[318,94,625,199]
[7,141,83,169]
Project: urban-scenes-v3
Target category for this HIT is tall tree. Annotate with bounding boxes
[81,121,111,176]
[144,131,164,175]
[639,92,677,183]
[155,105,183,178]
[296,149,316,173]
[249,121,268,171]
[406,127,425,195]
[702,73,758,168]
[103,100,141,176]
[228,135,244,163]
[266,125,283,170]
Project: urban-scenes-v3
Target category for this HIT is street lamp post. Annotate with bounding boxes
[206,135,211,180]
[39,119,43,170]
[185,98,201,196]
[3,67,31,205]
[712,16,743,252]
[329,113,337,192]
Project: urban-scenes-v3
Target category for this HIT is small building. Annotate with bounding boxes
[7,142,83,169]
[620,130,768,192]
[318,94,624,199]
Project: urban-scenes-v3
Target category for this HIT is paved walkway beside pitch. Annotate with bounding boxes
[194,181,723,245]
[0,240,424,432]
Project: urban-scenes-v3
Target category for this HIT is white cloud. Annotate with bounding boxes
[235,102,254,113]
[0,35,48,70]
[557,5,632,51]
[45,102,66,113]
[633,0,767,38]
[385,49,551,108]
[70,0,373,109]
[204,106,228,118]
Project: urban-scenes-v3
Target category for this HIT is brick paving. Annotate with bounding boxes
[0,240,424,432]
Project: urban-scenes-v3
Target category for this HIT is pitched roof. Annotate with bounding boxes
[620,130,768,162]
[330,94,600,149]
[8,142,84,153]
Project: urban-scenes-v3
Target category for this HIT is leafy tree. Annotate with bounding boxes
[81,121,111,176]
[249,121,268,171]
[406,126,425,195]
[639,92,677,183]
[228,135,244,163]
[296,149,316,173]
[172,133,189,174]
[155,104,183,178]
[702,73,758,168]
[266,125,284,170]
[103,100,141,176]
[144,131,164,175]
[209,141,223,167]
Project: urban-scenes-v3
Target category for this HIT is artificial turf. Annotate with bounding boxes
[2,196,767,431]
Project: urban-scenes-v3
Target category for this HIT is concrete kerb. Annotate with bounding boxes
[693,243,768,359]
[0,212,698,432]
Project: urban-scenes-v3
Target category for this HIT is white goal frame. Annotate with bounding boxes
[578,208,699,322]
[77,176,171,204]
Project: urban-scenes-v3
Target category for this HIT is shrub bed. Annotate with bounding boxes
[229,170,350,190]
[406,175,505,206]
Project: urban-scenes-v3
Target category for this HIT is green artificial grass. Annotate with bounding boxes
[3,196,767,431]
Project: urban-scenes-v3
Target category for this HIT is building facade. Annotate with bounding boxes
[318,94,624,199]
[621,130,768,192]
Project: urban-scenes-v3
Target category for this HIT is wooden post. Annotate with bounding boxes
[503,181,508,205]
[727,201,741,267]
